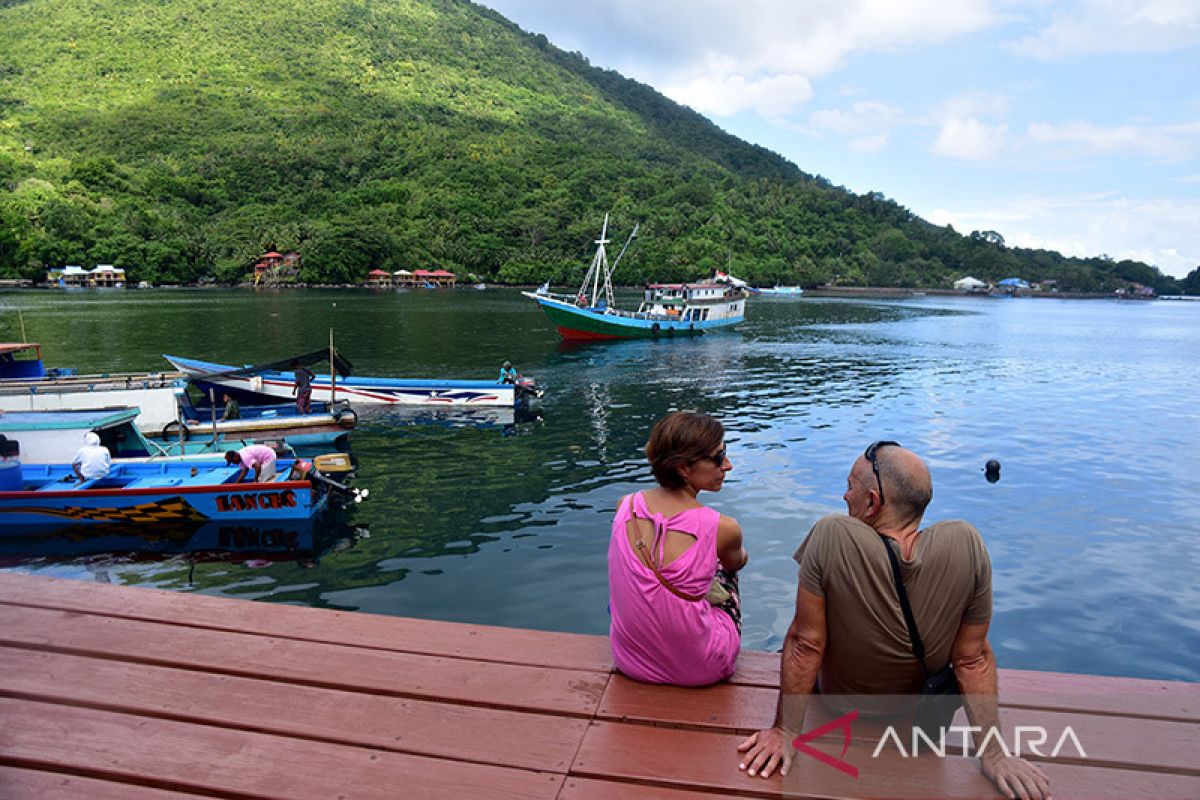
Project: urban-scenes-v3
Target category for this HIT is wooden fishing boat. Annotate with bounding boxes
[522,216,748,340]
[0,459,329,527]
[0,342,181,433]
[167,392,356,448]
[164,352,541,409]
[0,408,271,463]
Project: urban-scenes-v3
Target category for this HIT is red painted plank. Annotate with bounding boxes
[570,719,999,799]
[0,647,589,774]
[0,698,565,800]
[704,648,1200,722]
[595,676,1200,774]
[999,669,1200,721]
[571,720,1200,799]
[0,766,201,800]
[0,571,614,672]
[0,604,608,718]
[598,675,777,732]
[557,777,728,800]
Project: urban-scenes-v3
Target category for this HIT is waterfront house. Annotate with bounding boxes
[61,266,91,288]
[366,269,393,288]
[253,251,301,285]
[412,269,457,287]
[90,264,125,288]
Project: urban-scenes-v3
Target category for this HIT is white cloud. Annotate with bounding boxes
[932,117,1008,159]
[808,101,903,135]
[1025,120,1200,160]
[1010,0,1200,60]
[664,71,813,117]
[925,193,1200,277]
[850,133,891,153]
[483,1,999,116]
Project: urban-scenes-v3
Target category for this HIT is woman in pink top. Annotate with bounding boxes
[608,411,748,686]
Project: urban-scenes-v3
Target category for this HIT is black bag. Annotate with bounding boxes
[880,535,962,740]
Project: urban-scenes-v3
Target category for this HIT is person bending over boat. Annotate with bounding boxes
[608,411,747,686]
[225,444,277,483]
[72,432,111,482]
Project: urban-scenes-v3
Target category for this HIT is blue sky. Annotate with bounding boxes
[480,1,1199,278]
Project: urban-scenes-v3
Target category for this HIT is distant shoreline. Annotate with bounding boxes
[1,281,1189,301]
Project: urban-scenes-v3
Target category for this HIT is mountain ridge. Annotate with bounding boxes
[0,0,1186,292]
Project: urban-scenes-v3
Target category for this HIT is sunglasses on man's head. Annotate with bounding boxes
[864,440,901,505]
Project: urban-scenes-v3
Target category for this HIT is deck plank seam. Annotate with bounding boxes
[0,639,603,721]
[996,700,1200,724]
[564,763,786,800]
[0,756,257,800]
[0,689,584,776]
[558,775,781,800]
[0,599,616,675]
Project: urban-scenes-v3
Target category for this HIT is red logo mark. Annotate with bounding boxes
[792,709,859,778]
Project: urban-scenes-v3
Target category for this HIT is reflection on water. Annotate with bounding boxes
[2,289,1198,681]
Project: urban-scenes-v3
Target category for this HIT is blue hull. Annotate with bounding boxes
[0,461,326,527]
[166,355,524,408]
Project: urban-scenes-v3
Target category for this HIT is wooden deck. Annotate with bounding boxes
[0,571,1195,799]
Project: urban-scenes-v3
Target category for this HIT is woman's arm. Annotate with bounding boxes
[716,514,748,572]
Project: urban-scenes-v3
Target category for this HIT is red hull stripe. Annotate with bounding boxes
[0,480,314,501]
[556,326,624,341]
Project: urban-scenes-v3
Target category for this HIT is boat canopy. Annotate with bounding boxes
[0,407,139,432]
[168,349,354,380]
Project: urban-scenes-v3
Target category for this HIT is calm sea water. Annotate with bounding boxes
[2,288,1198,682]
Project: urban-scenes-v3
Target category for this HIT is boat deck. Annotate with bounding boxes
[0,570,1195,798]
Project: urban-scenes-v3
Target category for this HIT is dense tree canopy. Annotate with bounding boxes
[0,0,1187,293]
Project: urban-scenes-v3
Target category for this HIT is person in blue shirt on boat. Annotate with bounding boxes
[497,361,518,384]
[225,444,277,483]
[292,361,316,415]
[71,431,111,482]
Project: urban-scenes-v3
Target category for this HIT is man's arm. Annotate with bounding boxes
[952,622,1051,800]
[737,584,826,779]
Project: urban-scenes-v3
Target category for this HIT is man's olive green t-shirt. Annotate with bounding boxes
[792,514,992,701]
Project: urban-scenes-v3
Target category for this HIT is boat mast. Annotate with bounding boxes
[577,214,610,307]
[605,223,639,309]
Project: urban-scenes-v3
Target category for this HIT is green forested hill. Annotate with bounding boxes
[0,0,1184,291]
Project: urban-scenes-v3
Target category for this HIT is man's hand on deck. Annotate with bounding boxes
[736,727,793,778]
[981,753,1051,800]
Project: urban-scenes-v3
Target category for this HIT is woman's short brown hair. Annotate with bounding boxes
[645,411,725,489]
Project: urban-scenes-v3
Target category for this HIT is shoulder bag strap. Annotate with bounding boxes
[632,508,705,603]
[880,534,930,678]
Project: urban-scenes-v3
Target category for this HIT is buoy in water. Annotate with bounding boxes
[984,459,1001,483]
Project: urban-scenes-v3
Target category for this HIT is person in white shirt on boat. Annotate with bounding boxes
[72,431,111,482]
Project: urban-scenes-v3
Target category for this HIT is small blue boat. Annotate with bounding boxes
[165,354,541,409]
[750,286,804,296]
[0,459,328,527]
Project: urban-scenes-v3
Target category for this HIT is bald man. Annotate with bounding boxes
[737,442,1049,800]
